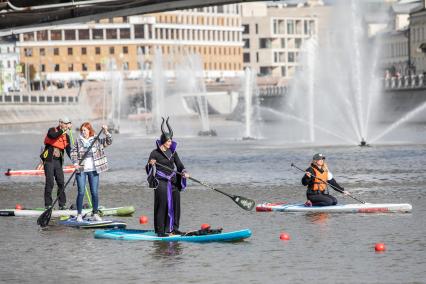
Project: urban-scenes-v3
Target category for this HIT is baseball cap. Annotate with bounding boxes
[313,153,325,160]
[59,117,71,124]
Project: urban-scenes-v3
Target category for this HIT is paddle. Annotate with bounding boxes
[37,128,104,227]
[70,129,93,208]
[154,162,255,211]
[291,163,366,204]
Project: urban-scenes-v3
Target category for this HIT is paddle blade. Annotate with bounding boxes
[37,207,53,227]
[232,195,256,211]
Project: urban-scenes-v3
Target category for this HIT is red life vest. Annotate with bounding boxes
[44,128,68,150]
[311,167,328,192]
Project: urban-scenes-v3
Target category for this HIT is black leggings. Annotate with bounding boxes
[307,193,337,206]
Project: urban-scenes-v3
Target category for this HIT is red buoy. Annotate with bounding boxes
[279,232,290,241]
[139,215,148,224]
[375,243,386,252]
[15,204,23,210]
[201,223,211,230]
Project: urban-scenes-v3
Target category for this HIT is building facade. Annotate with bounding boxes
[410,5,426,74]
[16,4,243,86]
[241,1,331,79]
[0,40,20,93]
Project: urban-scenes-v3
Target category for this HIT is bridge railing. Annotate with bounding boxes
[0,88,80,104]
[384,74,426,90]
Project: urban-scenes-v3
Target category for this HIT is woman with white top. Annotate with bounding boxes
[71,122,112,222]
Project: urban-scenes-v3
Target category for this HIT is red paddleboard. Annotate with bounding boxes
[4,165,75,176]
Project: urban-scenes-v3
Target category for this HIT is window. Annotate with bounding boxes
[242,24,249,34]
[243,39,250,48]
[82,63,88,71]
[135,25,145,39]
[109,47,115,54]
[95,47,101,55]
[68,64,73,71]
[106,29,118,39]
[255,24,259,34]
[288,52,295,62]
[67,48,73,55]
[281,66,286,77]
[24,48,32,57]
[81,47,87,55]
[281,38,286,48]
[243,52,250,63]
[120,28,130,39]
[92,29,103,40]
[65,30,76,40]
[295,38,302,49]
[256,52,259,63]
[287,20,295,35]
[123,46,128,54]
[123,62,129,70]
[259,38,272,49]
[51,30,62,40]
[78,29,89,40]
[273,19,285,34]
[96,63,101,71]
[37,30,48,41]
[54,64,60,72]
[41,64,45,72]
[260,67,272,76]
[23,32,35,41]
[53,48,59,56]
[40,48,45,56]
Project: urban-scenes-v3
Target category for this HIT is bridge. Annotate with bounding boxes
[0,0,260,37]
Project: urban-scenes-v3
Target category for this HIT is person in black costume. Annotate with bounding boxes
[301,153,348,206]
[146,117,190,237]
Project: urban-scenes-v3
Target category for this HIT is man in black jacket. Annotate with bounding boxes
[40,117,72,209]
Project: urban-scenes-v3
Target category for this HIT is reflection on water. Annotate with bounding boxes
[152,241,184,258]
[305,213,330,225]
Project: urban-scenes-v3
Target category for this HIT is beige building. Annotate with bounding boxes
[17,4,243,85]
[240,1,331,79]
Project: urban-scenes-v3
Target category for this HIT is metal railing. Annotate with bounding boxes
[384,74,426,90]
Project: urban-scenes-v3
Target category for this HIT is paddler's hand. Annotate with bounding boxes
[305,172,311,178]
[102,125,109,134]
[183,172,190,178]
[149,159,156,165]
[73,164,80,171]
[343,190,350,196]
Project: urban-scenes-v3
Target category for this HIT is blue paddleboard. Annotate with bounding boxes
[94,229,252,242]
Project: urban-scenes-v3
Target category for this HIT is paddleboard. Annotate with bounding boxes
[94,229,252,242]
[4,165,75,176]
[0,205,135,217]
[58,216,126,229]
[256,202,412,213]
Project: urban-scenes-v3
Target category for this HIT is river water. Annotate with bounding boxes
[0,118,425,283]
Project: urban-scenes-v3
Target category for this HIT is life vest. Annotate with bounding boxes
[311,166,328,192]
[44,128,68,150]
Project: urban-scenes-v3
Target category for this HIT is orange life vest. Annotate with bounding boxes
[44,129,68,150]
[311,167,328,192]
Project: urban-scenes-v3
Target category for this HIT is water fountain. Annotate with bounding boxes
[280,0,389,145]
[175,52,216,136]
[150,47,166,133]
[242,67,260,140]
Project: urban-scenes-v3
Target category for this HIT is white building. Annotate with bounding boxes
[0,40,20,93]
[240,1,331,79]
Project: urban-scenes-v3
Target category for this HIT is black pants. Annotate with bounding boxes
[44,159,66,208]
[307,192,337,206]
[154,180,181,234]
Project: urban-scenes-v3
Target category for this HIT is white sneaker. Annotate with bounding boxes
[93,213,102,221]
[76,214,83,222]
